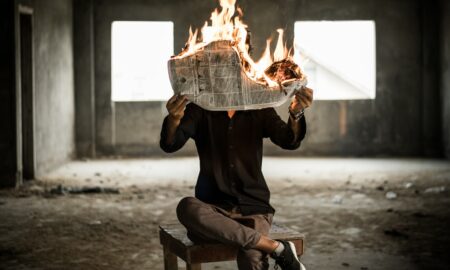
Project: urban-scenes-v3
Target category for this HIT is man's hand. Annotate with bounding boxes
[167,94,188,123]
[165,94,188,145]
[290,87,314,114]
[288,86,313,143]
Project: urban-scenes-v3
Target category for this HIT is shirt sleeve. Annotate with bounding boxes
[159,103,202,153]
[262,107,307,150]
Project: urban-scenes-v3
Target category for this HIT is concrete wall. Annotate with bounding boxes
[420,0,442,157]
[441,0,450,158]
[75,0,444,157]
[0,0,75,186]
[74,0,96,157]
[32,0,75,176]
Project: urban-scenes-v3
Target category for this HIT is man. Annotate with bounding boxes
[160,87,313,270]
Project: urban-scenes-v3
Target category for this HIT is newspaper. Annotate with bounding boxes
[168,40,307,111]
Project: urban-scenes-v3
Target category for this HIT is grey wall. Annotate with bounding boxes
[32,0,75,176]
[442,0,450,158]
[74,0,96,157]
[0,0,75,186]
[75,0,445,158]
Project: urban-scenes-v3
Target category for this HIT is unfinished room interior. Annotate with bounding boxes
[1,0,450,269]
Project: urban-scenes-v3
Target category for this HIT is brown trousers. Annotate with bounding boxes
[176,197,273,270]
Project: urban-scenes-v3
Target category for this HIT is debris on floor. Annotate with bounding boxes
[50,185,120,195]
[385,191,397,200]
[331,194,344,204]
[383,228,409,239]
[404,182,413,189]
[1,158,449,270]
[424,186,446,194]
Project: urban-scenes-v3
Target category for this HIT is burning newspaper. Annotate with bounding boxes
[167,0,307,111]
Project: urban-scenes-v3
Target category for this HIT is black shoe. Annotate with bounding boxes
[271,240,306,270]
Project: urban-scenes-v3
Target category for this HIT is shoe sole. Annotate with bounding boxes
[287,241,306,270]
[300,262,306,270]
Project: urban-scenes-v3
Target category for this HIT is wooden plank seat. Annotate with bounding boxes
[159,223,305,270]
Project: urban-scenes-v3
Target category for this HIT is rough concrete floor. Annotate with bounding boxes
[0,158,450,270]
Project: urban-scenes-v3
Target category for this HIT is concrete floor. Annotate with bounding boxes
[1,157,449,270]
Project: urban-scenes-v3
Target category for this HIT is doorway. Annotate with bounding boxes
[19,6,35,180]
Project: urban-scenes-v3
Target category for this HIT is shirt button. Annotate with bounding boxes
[229,145,234,149]
[228,126,233,130]
[230,163,234,168]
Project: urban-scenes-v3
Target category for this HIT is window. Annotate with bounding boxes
[294,21,376,100]
[111,21,174,101]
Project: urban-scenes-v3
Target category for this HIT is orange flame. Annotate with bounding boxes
[173,0,294,87]
[274,29,288,61]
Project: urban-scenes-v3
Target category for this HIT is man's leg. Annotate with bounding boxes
[237,248,270,270]
[235,214,273,270]
[176,197,262,249]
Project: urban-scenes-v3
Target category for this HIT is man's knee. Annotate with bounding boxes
[237,248,269,270]
[176,196,202,224]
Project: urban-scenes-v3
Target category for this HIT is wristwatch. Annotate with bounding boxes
[289,108,305,121]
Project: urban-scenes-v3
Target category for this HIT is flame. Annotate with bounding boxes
[173,0,295,88]
[274,29,288,61]
[255,39,273,76]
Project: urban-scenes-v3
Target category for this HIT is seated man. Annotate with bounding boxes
[160,87,313,270]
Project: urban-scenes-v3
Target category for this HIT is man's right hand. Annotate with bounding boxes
[166,94,188,123]
[165,94,188,145]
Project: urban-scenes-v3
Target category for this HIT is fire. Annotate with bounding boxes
[172,0,299,88]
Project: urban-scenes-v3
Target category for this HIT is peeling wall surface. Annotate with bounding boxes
[33,0,75,176]
[442,0,450,158]
[74,0,444,157]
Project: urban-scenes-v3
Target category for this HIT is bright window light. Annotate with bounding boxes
[294,21,376,100]
[111,21,174,101]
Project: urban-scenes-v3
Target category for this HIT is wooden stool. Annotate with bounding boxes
[159,223,305,270]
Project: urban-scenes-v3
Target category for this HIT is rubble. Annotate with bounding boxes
[50,185,120,195]
[384,228,409,239]
[424,186,446,194]
[331,195,344,204]
[385,191,397,200]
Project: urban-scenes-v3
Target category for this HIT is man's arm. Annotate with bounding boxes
[164,94,187,144]
[288,86,313,142]
[160,95,200,153]
[288,113,302,143]
[263,108,306,150]
[263,87,313,150]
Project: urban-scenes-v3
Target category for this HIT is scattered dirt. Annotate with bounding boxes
[0,158,449,270]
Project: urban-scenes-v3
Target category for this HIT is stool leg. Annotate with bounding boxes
[163,246,178,270]
[186,263,201,270]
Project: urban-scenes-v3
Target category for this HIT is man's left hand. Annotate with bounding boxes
[290,87,314,113]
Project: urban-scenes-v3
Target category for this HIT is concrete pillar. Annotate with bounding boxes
[421,0,443,157]
[74,0,96,158]
[441,0,450,158]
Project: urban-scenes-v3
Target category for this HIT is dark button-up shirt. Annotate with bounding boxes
[160,103,306,215]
